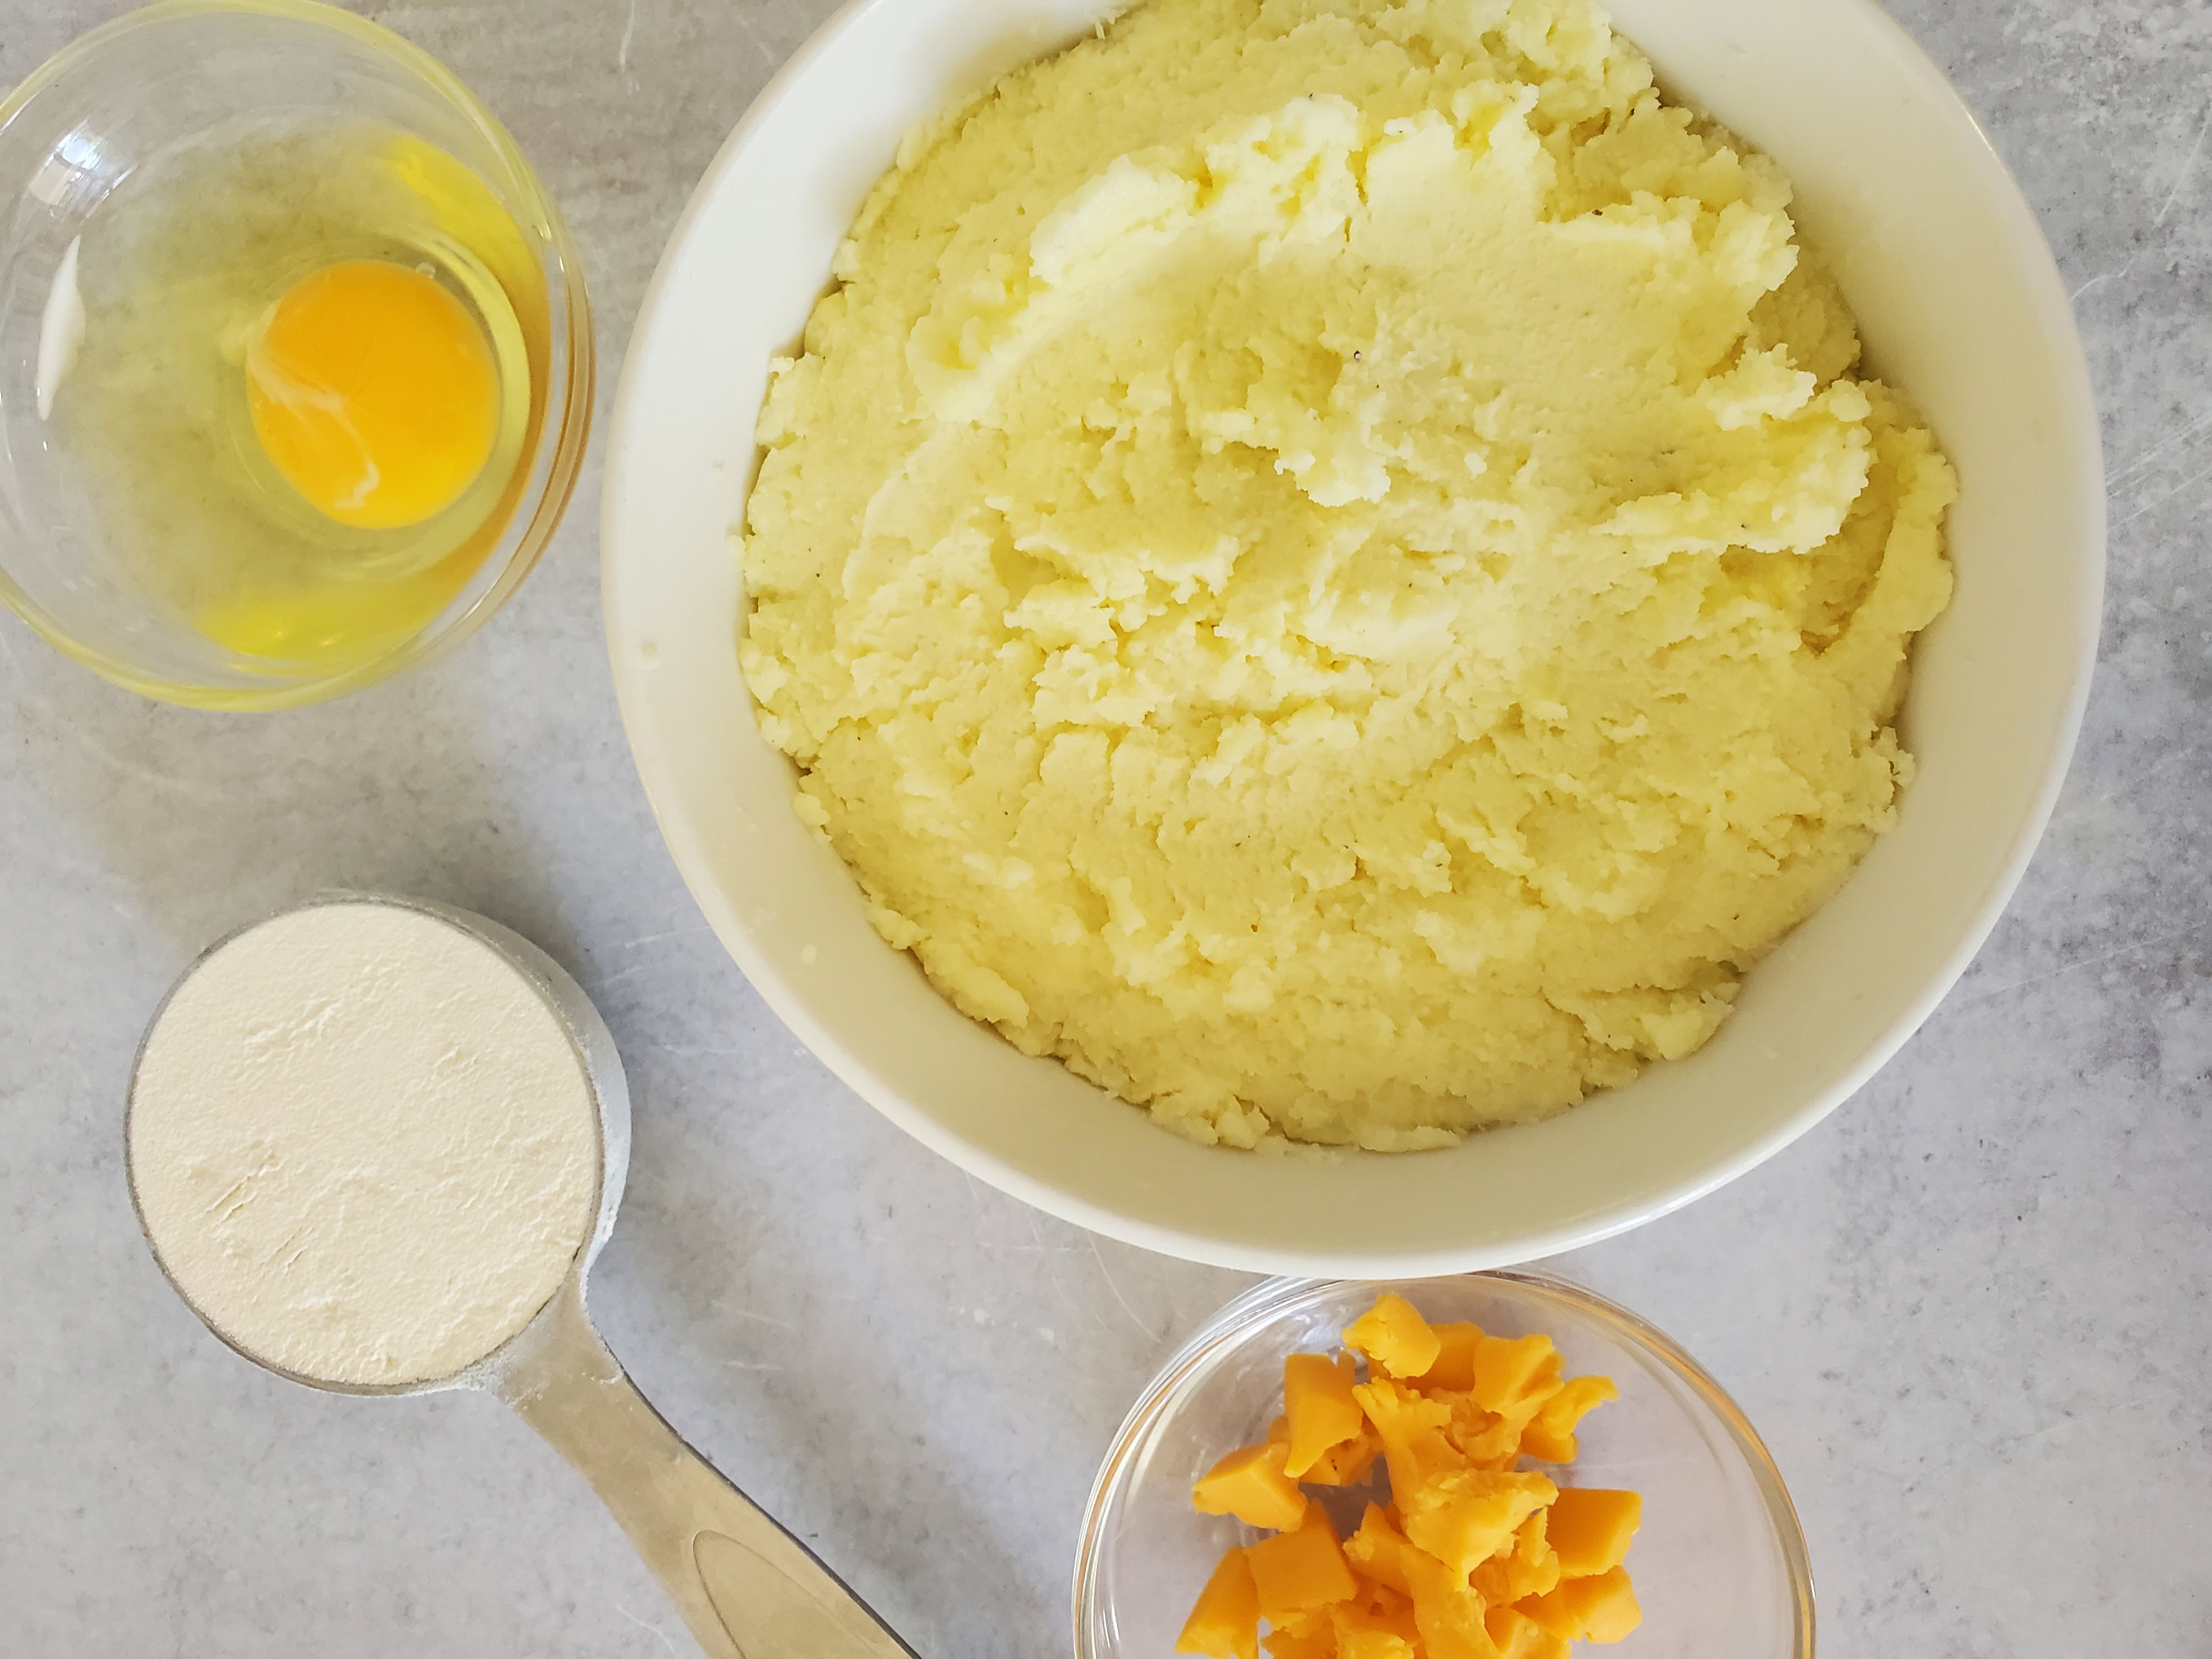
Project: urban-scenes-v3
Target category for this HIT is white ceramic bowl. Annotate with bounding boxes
[602,0,2102,1274]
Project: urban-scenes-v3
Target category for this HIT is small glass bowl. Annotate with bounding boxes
[1074,1272,1814,1658]
[0,0,591,709]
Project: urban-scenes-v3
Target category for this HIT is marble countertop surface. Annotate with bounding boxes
[3,0,2206,1652]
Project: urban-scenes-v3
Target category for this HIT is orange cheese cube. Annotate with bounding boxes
[1545,1488,1641,1578]
[1176,1548,1261,1659]
[1194,1442,1308,1532]
[1518,1566,1642,1644]
[1342,1503,1415,1595]
[1344,1293,1443,1379]
[1304,1426,1384,1487]
[1515,1426,1572,1464]
[1441,1394,1523,1469]
[1180,1294,1638,1659]
[1273,1407,1381,1485]
[1283,1353,1367,1479]
[1260,1628,1337,1659]
[1338,1627,1416,1659]
[1354,1379,1464,1496]
[1413,1322,1485,1392]
[1402,1545,1503,1659]
[1400,1468,1556,1580]
[1468,1335,1562,1417]
[1471,1510,1561,1605]
[1504,1356,1563,1429]
[1248,1509,1360,1625]
[1334,1585,1420,1659]
[1484,1606,1570,1659]
[1519,1374,1620,1463]
[1269,1605,1336,1641]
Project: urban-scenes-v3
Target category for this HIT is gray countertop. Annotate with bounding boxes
[3,0,2206,1653]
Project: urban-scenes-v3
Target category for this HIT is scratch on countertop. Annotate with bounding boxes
[2111,406,2212,481]
[1025,1204,1090,1324]
[2114,457,2212,528]
[960,1169,990,1220]
[1985,1406,2119,1455]
[709,1300,795,1329]
[2070,257,2135,302]
[1941,918,2212,1017]
[2108,405,2212,526]
[1086,1233,1162,1345]
[2058,744,2190,833]
[731,5,778,69]
[24,712,228,797]
[2154,100,2210,225]
[618,924,713,950]
[613,1602,681,1656]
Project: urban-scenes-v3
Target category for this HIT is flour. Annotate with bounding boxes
[128,901,602,1387]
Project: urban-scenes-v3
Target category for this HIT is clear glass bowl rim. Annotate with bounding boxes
[1070,1269,1816,1659]
[0,0,595,710]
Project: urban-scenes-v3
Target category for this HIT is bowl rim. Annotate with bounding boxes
[0,0,595,711]
[1068,1270,1817,1658]
[601,0,2106,1274]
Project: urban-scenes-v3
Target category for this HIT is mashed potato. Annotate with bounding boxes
[738,0,1956,1150]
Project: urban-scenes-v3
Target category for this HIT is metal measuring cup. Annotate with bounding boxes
[126,894,918,1659]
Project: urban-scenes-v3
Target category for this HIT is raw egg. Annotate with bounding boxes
[245,259,498,529]
[46,120,541,673]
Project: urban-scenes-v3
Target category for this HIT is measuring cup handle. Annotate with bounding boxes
[493,1278,920,1659]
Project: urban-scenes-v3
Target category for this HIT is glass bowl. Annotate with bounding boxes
[1074,1272,1814,1658]
[0,0,591,709]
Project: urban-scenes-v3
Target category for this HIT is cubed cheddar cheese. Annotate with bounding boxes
[1470,1510,1561,1606]
[1344,1293,1444,1380]
[1353,1379,1462,1496]
[1179,1294,1640,1659]
[1441,1394,1524,1469]
[1261,1628,1337,1659]
[1343,1503,1415,1595]
[1176,1548,1261,1659]
[1483,1606,1570,1659]
[1468,1335,1563,1417]
[1400,1468,1556,1581]
[1414,1323,1485,1393]
[1517,1567,1641,1645]
[1284,1353,1367,1479]
[1514,1424,1573,1465]
[1248,1509,1361,1625]
[1334,1586,1422,1659]
[1340,1627,1419,1659]
[1271,1605,1337,1639]
[1269,1410,1381,1487]
[1402,1545,1503,1659]
[1304,1426,1385,1487]
[1195,1441,1309,1532]
[1327,1601,1415,1659]
[1544,1489,1641,1578]
[1504,1356,1563,1428]
[1519,1376,1620,1465]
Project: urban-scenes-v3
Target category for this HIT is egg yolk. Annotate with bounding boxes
[245,259,498,529]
